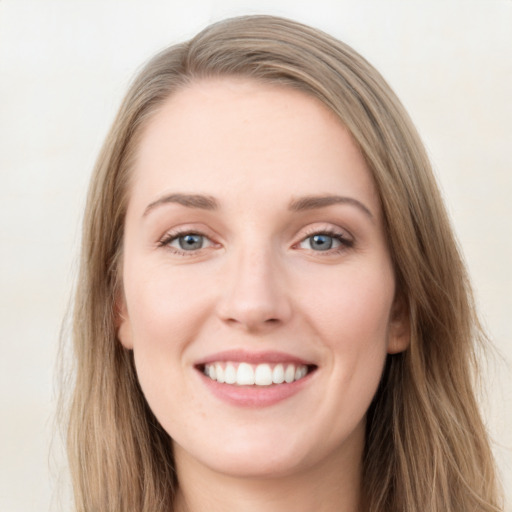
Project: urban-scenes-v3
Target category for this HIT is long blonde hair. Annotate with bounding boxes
[64,15,502,511]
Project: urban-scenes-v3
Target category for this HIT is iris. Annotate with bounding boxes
[309,234,334,251]
[179,234,204,250]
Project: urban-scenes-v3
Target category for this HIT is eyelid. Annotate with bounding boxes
[293,224,354,252]
[157,225,220,255]
[298,223,353,242]
[168,233,214,250]
[156,223,354,256]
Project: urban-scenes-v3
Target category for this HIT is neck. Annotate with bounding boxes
[173,429,364,512]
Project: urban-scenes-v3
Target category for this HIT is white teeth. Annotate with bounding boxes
[272,364,285,384]
[215,364,225,383]
[236,363,255,385]
[203,362,309,386]
[284,364,295,383]
[224,364,236,384]
[254,364,272,386]
[295,365,307,380]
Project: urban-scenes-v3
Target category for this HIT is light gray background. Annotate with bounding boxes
[0,1,510,510]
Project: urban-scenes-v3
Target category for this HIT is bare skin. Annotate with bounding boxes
[118,78,409,512]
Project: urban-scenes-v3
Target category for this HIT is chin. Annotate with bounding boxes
[205,452,307,480]
[173,428,315,479]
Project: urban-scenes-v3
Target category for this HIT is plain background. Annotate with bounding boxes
[0,1,510,510]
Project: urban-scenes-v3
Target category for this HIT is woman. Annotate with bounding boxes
[65,15,502,512]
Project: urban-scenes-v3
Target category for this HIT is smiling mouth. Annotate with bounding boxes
[199,362,317,386]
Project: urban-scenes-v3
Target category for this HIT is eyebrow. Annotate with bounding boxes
[288,195,374,219]
[143,193,219,216]
[143,192,373,220]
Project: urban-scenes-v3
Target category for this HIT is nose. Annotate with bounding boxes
[216,246,292,333]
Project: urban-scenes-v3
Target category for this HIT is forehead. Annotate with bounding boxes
[129,78,379,214]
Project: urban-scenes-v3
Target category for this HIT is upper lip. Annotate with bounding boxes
[195,349,314,366]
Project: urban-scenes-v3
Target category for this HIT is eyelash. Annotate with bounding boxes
[157,229,215,256]
[157,227,354,256]
[296,228,354,254]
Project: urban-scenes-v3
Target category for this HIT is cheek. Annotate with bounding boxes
[125,269,203,426]
[303,263,395,348]
[303,264,394,397]
[123,261,221,410]
[125,261,211,348]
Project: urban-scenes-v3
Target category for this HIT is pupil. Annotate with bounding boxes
[179,234,203,250]
[311,234,332,250]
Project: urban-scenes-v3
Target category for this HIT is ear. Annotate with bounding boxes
[387,293,410,354]
[115,291,134,350]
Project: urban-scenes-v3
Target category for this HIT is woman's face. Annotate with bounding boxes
[118,79,409,479]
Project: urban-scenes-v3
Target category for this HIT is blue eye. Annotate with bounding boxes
[309,234,335,251]
[165,233,210,251]
[178,234,204,250]
[299,232,349,251]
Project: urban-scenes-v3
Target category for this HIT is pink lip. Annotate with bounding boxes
[194,350,317,408]
[195,349,312,366]
[198,370,315,408]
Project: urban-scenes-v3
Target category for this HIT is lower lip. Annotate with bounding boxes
[198,371,314,407]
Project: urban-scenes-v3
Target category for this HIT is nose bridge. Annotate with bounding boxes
[217,241,291,330]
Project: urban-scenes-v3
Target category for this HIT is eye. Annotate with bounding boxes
[298,231,352,252]
[161,232,214,252]
[176,233,204,250]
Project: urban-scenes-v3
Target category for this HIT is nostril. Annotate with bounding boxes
[221,310,285,331]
